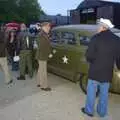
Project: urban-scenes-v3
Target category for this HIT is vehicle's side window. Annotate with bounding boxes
[51,31,59,43]
[79,35,90,46]
[61,32,76,45]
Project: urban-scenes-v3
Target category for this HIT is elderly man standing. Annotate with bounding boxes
[81,18,120,118]
[36,22,51,91]
[0,24,13,85]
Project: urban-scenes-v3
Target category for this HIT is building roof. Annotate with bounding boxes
[76,0,120,10]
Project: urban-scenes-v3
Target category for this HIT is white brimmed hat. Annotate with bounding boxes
[97,18,114,29]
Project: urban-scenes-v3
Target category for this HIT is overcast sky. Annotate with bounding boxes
[39,0,82,15]
[38,0,120,15]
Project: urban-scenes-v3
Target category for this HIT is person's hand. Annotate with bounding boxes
[49,54,53,58]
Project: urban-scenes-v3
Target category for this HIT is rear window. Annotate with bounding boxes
[61,32,76,45]
[79,36,90,46]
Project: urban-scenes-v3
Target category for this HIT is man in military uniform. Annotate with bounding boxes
[36,22,51,91]
[17,23,33,80]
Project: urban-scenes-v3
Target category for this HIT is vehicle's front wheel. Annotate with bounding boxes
[79,74,88,94]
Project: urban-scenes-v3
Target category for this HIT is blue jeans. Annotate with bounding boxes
[85,79,110,117]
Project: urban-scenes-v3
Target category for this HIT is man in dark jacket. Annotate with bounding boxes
[17,23,34,80]
[0,24,13,84]
[81,18,120,118]
[36,22,51,91]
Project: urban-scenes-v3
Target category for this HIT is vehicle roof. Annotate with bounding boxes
[52,24,120,33]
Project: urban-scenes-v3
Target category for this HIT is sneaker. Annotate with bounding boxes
[6,80,13,85]
[41,87,52,91]
[37,85,41,87]
[17,76,25,80]
[81,108,94,117]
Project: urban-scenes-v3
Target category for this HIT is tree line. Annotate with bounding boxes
[0,0,44,24]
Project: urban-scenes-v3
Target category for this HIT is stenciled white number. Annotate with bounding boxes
[62,56,68,64]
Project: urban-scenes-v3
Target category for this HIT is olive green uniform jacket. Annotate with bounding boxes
[36,30,51,61]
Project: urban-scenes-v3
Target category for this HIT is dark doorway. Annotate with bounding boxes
[80,8,96,24]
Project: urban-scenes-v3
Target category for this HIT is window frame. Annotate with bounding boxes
[50,31,60,43]
[61,32,76,45]
[79,35,91,46]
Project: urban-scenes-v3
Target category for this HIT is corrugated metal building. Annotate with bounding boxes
[70,0,120,28]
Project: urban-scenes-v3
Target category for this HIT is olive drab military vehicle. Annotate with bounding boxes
[48,25,120,94]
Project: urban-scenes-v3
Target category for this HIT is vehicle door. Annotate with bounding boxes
[48,30,78,80]
[58,31,81,81]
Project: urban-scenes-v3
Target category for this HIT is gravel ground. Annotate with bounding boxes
[0,70,120,120]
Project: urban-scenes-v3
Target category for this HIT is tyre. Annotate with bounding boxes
[79,74,99,97]
[79,74,88,94]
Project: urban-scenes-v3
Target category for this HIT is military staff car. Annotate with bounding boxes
[48,25,120,94]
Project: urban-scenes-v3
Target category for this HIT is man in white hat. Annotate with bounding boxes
[81,18,120,118]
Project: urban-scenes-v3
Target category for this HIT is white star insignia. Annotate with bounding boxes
[62,56,68,64]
